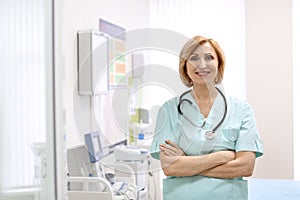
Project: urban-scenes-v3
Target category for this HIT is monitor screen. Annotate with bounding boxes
[84,131,103,163]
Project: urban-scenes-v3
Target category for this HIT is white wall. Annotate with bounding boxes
[293,0,300,180]
[149,0,247,100]
[245,0,294,179]
[55,0,150,148]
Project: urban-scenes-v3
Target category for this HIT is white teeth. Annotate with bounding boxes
[196,71,209,74]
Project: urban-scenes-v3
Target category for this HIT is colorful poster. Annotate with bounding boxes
[109,37,127,89]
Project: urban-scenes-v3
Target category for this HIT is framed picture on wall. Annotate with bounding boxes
[108,37,128,89]
[99,18,128,90]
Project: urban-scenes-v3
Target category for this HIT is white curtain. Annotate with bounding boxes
[0,0,47,189]
[149,0,247,100]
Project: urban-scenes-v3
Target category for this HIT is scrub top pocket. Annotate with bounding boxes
[221,128,239,150]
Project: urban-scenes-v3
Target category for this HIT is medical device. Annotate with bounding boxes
[67,132,104,187]
[177,86,227,140]
[85,131,104,163]
[67,131,138,200]
[114,146,149,161]
[114,145,149,200]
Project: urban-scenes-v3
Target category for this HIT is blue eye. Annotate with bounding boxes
[204,55,214,61]
[189,56,199,61]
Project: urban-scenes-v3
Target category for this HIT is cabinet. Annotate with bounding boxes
[77,30,109,95]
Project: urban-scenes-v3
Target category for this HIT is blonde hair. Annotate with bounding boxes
[179,36,225,87]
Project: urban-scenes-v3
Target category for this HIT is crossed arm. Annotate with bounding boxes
[159,140,256,178]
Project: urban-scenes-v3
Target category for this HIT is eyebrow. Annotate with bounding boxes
[190,52,213,56]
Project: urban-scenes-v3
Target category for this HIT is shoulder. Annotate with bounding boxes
[226,96,255,118]
[160,97,179,111]
[156,97,181,124]
[227,96,252,109]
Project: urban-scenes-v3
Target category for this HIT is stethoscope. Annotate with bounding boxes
[177,87,227,140]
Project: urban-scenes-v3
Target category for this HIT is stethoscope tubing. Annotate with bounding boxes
[177,87,227,134]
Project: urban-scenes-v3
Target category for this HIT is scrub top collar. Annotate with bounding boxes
[181,92,225,131]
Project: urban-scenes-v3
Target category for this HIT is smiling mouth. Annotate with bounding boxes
[195,71,210,76]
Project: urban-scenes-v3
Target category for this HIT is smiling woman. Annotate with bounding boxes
[150,35,263,200]
[150,0,299,183]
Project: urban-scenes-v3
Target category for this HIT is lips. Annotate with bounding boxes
[195,71,210,76]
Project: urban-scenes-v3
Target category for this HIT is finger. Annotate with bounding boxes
[161,143,185,154]
[164,150,176,157]
[164,149,181,158]
[160,146,183,156]
[160,146,176,156]
[160,146,178,156]
[165,140,181,148]
[164,142,184,155]
[160,144,179,154]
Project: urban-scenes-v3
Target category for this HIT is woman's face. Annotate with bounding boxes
[186,42,219,87]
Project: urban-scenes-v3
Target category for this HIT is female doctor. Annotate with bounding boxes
[150,35,263,200]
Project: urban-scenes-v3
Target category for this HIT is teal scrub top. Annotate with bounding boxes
[150,93,264,200]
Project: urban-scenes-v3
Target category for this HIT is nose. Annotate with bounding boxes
[192,59,207,70]
[196,63,207,69]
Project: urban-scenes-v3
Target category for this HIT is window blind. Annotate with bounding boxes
[0,0,47,189]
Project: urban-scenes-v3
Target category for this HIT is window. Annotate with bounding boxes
[0,1,55,197]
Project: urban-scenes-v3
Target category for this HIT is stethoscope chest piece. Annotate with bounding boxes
[204,131,215,140]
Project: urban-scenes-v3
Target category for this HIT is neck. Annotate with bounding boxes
[192,84,218,103]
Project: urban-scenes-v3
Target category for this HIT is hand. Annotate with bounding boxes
[159,140,186,156]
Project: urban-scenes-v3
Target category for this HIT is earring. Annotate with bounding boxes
[215,77,219,83]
